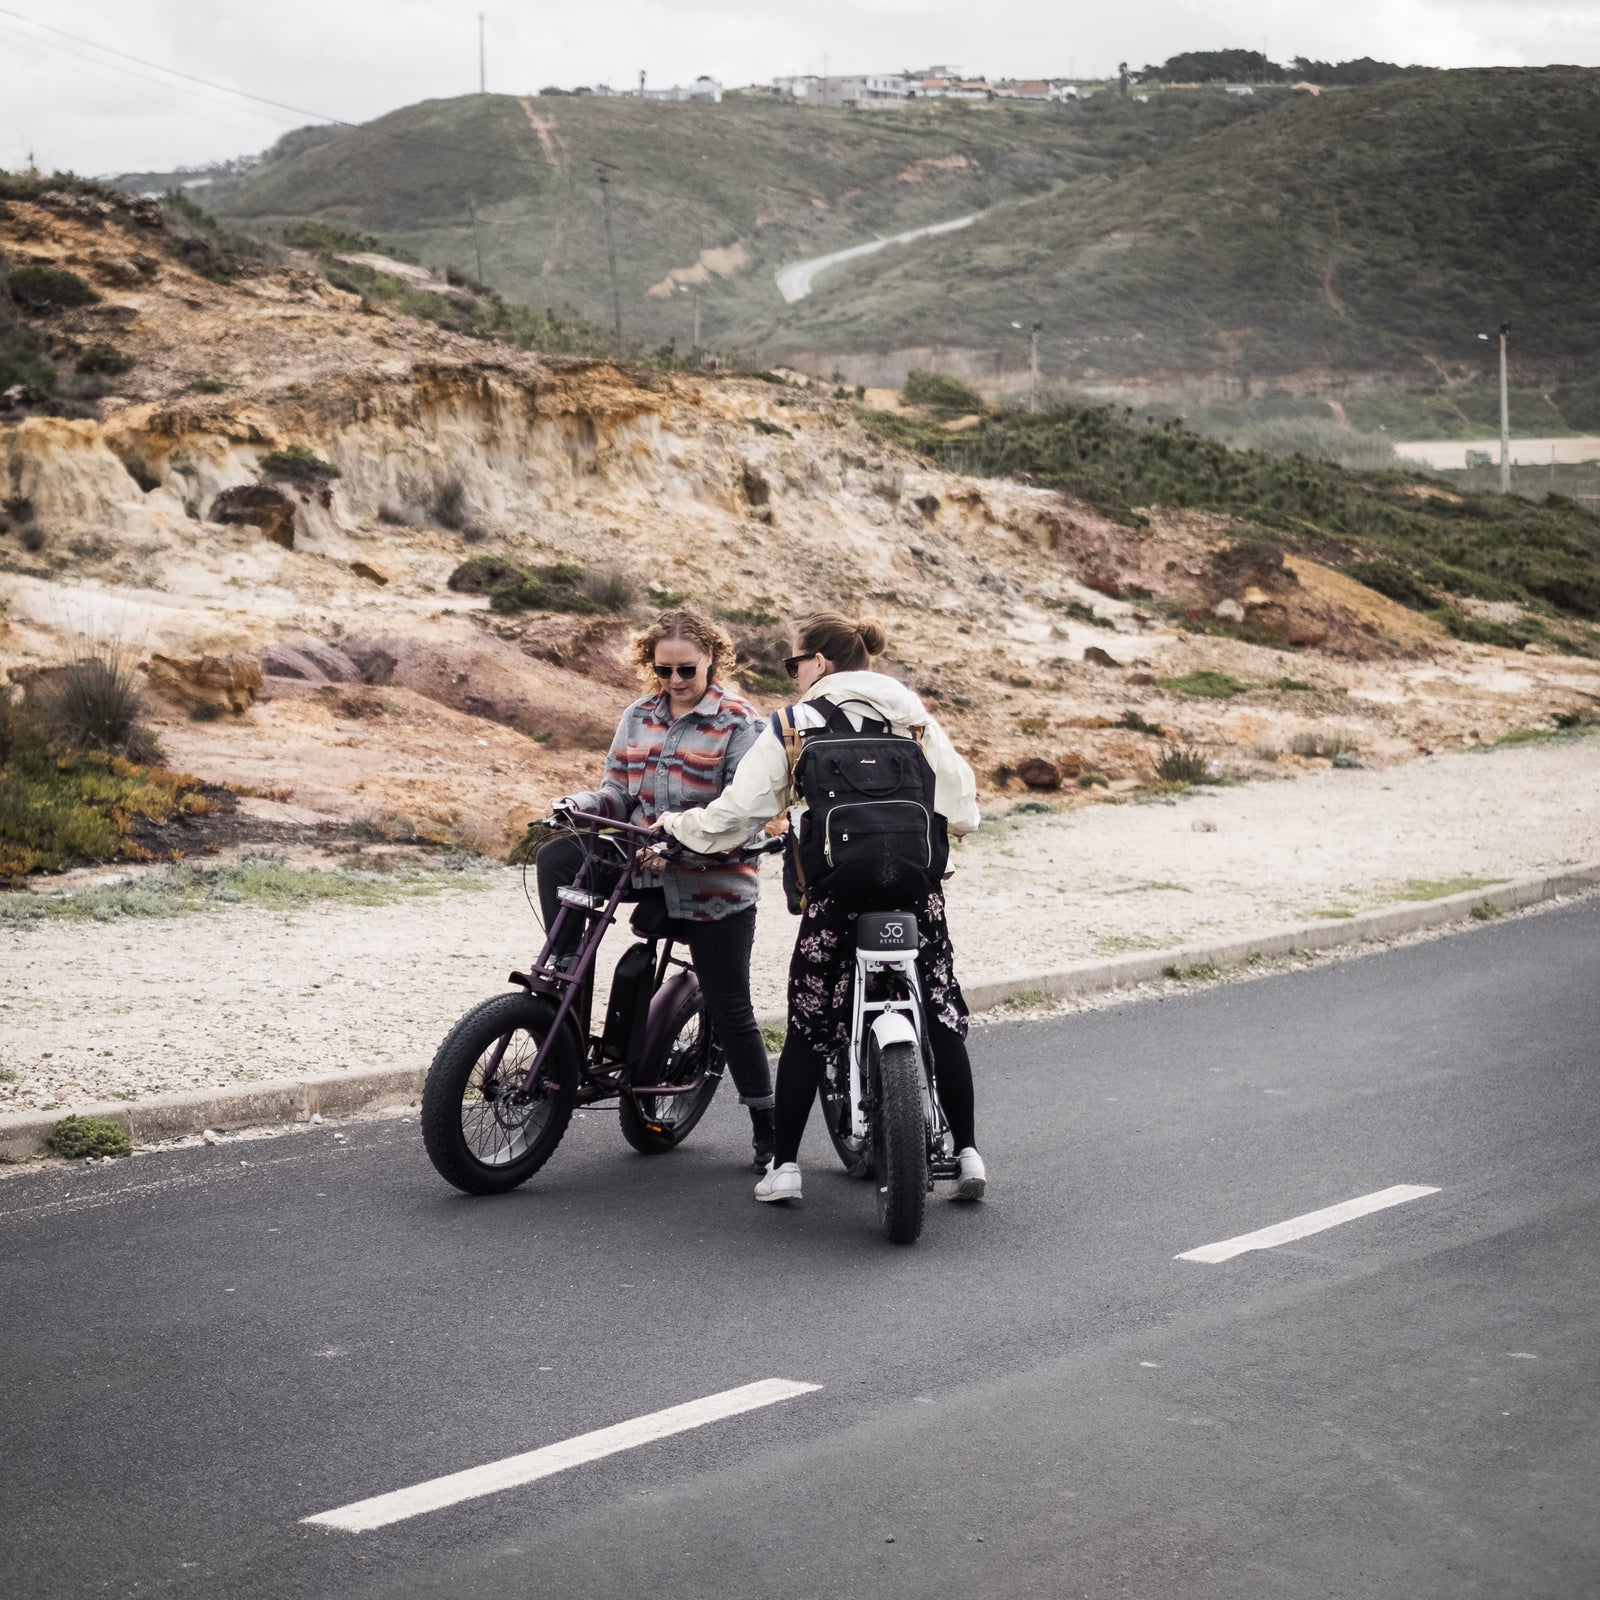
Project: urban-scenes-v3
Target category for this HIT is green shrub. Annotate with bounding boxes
[903,369,984,414]
[1153,745,1215,784]
[45,1114,131,1160]
[261,444,339,483]
[1118,709,1165,736]
[1347,557,1435,611]
[1273,677,1318,691]
[446,556,609,615]
[75,343,135,377]
[6,264,100,310]
[44,648,144,751]
[1164,670,1251,699]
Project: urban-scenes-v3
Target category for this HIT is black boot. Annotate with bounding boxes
[749,1106,775,1172]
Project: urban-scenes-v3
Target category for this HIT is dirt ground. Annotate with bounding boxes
[3,733,1597,1117]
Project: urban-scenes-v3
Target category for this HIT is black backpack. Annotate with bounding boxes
[773,699,949,909]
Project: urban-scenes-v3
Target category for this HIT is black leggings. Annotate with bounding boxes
[773,1020,975,1167]
[536,835,773,1107]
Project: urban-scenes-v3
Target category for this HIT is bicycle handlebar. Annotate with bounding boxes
[550,808,786,861]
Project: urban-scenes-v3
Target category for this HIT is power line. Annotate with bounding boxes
[0,4,350,126]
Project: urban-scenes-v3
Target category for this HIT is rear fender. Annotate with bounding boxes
[637,969,700,1079]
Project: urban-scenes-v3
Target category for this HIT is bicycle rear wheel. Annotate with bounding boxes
[422,993,578,1194]
[821,1052,873,1179]
[871,1038,928,1244]
[618,990,723,1154]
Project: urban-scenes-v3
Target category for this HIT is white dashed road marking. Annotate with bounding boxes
[304,1378,821,1533]
[1176,1184,1441,1264]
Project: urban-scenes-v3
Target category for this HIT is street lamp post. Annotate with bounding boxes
[1480,323,1512,493]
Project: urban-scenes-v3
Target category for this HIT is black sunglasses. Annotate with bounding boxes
[653,662,701,681]
[783,653,816,679]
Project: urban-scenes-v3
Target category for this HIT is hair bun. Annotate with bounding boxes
[855,617,887,656]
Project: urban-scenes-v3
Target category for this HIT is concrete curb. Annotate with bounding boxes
[5,862,1598,1164]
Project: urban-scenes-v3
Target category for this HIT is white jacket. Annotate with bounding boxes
[660,670,981,856]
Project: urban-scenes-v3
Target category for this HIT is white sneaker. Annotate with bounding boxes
[755,1161,802,1203]
[951,1148,987,1202]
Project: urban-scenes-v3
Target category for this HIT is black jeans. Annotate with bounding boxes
[536,835,773,1108]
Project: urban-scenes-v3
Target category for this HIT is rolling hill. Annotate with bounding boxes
[187,91,1262,355]
[759,68,1600,390]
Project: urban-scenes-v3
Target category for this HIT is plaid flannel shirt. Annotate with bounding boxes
[566,682,764,920]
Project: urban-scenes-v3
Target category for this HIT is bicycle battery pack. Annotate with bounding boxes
[600,942,655,1064]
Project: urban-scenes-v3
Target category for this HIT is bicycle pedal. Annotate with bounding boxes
[645,1121,666,1135]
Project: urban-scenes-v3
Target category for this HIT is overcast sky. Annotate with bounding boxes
[3,0,1598,175]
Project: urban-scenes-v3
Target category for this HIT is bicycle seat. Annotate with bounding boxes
[629,898,677,940]
[855,911,919,953]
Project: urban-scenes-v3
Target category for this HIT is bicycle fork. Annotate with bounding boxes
[848,950,957,1177]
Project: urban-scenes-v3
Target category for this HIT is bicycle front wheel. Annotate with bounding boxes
[422,993,579,1194]
[871,1038,928,1245]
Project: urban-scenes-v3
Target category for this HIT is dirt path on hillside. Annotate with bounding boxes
[4,736,1598,1116]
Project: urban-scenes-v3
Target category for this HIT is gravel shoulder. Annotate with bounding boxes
[3,735,1598,1115]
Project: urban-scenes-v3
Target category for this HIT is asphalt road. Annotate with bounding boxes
[4,899,1598,1599]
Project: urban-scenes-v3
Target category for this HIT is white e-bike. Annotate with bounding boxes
[817,910,960,1244]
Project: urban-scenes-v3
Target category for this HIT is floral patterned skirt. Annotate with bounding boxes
[787,888,969,1054]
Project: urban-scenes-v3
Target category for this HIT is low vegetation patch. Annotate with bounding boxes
[1163,960,1223,983]
[1164,670,1251,699]
[446,556,628,615]
[1290,729,1358,759]
[0,677,198,879]
[1394,876,1503,902]
[861,401,1600,632]
[262,444,340,483]
[1118,709,1166,736]
[45,1114,131,1160]
[0,853,488,922]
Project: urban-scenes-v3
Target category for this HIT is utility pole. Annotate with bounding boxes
[1029,322,1041,413]
[596,164,625,359]
[1498,321,1512,494]
[467,195,485,284]
[478,12,486,94]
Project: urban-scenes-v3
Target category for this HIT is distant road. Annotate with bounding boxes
[1394,435,1600,470]
[775,213,980,304]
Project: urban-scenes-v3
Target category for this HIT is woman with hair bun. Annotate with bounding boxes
[658,611,987,1206]
[542,607,775,1167]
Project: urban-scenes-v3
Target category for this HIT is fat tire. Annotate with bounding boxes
[422,992,578,1194]
[872,1039,928,1245]
[618,990,722,1154]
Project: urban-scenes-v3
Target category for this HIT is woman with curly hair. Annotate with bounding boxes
[541,608,775,1167]
[658,612,986,1205]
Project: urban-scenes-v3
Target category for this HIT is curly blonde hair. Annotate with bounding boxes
[632,607,736,688]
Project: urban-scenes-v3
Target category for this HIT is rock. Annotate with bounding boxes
[259,643,322,681]
[349,561,388,586]
[740,463,770,507]
[1083,646,1122,668]
[1522,642,1548,655]
[0,383,48,411]
[145,653,262,717]
[1192,819,1218,833]
[209,484,297,549]
[1213,598,1246,621]
[1016,756,1062,791]
[1331,751,1364,769]
[201,1129,220,1145]
[1128,672,1159,686]
[1056,749,1086,778]
[292,640,362,682]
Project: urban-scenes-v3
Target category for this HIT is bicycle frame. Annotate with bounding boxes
[846,942,954,1165]
[508,813,712,1105]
